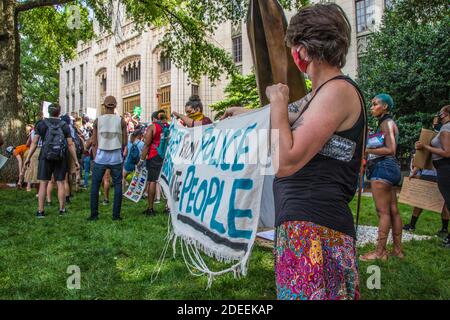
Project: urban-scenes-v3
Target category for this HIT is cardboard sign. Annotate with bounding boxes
[399,177,445,213]
[413,128,437,170]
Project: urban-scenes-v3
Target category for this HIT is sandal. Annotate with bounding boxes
[389,250,405,259]
[359,251,388,262]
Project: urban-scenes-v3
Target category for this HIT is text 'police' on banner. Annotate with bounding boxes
[158,106,274,284]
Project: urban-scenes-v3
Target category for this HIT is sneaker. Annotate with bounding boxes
[65,196,71,204]
[45,201,52,207]
[154,199,161,204]
[112,216,123,221]
[436,229,448,239]
[443,236,450,248]
[36,211,45,218]
[87,215,98,221]
[59,208,67,216]
[403,224,415,232]
[102,199,110,205]
[143,208,155,217]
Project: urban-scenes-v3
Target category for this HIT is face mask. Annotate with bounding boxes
[433,123,442,132]
[292,47,310,74]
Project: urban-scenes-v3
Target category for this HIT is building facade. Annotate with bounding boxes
[59,0,391,120]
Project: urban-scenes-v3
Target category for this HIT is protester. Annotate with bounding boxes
[12,144,29,187]
[88,96,127,221]
[24,103,79,217]
[24,124,42,193]
[361,93,403,261]
[124,112,135,133]
[138,110,170,216]
[123,130,144,188]
[225,3,364,300]
[415,105,450,247]
[82,136,93,189]
[172,95,212,127]
[404,129,449,238]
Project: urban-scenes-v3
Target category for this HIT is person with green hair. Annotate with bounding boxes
[361,93,403,261]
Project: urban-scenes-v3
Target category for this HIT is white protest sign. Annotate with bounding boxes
[124,168,148,203]
[0,154,8,171]
[86,107,97,120]
[42,101,51,118]
[159,106,274,281]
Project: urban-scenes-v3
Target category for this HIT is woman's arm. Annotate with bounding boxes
[420,131,450,158]
[268,82,358,178]
[366,120,397,156]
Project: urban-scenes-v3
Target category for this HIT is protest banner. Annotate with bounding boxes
[124,168,148,203]
[158,106,274,285]
[399,177,445,213]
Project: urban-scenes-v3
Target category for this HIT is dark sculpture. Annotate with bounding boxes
[247,0,308,106]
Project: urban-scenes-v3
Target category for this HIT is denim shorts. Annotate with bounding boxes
[368,156,401,186]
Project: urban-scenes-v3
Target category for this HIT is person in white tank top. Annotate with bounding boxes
[89,96,128,221]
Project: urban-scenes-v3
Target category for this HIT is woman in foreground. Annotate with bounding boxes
[224,3,366,300]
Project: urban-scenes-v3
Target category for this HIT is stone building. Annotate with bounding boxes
[59,0,391,120]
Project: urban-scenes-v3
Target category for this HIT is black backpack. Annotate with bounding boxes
[71,126,83,158]
[43,119,67,161]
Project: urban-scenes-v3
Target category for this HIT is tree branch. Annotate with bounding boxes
[15,0,74,13]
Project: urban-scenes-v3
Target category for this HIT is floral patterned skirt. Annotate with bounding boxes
[275,221,359,300]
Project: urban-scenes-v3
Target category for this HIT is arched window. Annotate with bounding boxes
[123,60,141,85]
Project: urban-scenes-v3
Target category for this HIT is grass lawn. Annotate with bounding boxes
[0,187,448,300]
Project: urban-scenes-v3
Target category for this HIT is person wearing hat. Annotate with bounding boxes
[88,96,128,221]
[24,103,79,218]
[360,93,403,261]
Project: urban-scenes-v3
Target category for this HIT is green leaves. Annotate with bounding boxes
[209,71,259,119]
[357,0,450,155]
[19,3,94,124]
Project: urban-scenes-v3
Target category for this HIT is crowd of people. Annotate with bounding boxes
[4,94,211,221]
[0,2,448,301]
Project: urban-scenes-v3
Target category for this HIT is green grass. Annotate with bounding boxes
[0,188,448,300]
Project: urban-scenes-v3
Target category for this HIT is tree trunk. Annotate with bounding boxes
[0,0,25,183]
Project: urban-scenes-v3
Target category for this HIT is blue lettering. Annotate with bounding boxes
[186,177,199,214]
[179,165,195,212]
[228,179,253,239]
[210,180,225,234]
[232,123,257,172]
[193,180,208,217]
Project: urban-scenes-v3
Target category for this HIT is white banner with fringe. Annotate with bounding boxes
[158,107,274,285]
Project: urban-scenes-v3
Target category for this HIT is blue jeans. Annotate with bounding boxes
[90,162,123,218]
[368,156,401,186]
[83,155,91,187]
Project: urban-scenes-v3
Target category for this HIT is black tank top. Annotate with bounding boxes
[273,75,366,238]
